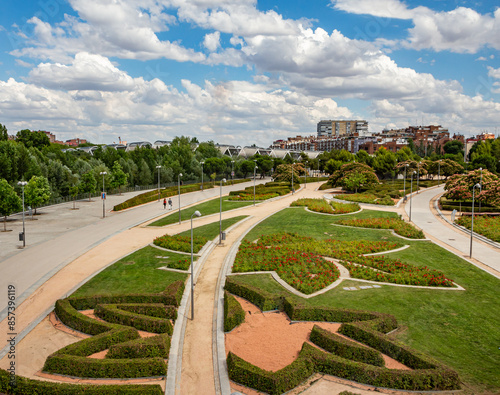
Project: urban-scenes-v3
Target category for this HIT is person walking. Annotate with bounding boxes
[168,197,173,210]
[163,198,167,209]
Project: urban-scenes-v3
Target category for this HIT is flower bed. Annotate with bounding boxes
[228,192,279,201]
[153,234,208,254]
[455,215,500,242]
[291,198,360,214]
[336,193,395,206]
[335,218,425,239]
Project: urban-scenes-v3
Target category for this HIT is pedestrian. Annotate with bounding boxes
[163,198,167,209]
[168,198,173,210]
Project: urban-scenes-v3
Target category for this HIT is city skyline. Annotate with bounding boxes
[0,0,499,146]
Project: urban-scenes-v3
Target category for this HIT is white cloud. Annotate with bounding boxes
[29,52,136,91]
[331,0,415,19]
[203,31,221,52]
[476,56,487,61]
[15,59,34,68]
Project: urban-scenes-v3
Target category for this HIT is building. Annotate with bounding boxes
[65,138,87,147]
[317,120,369,137]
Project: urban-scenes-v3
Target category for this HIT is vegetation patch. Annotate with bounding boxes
[335,217,425,239]
[228,181,292,201]
[107,334,171,359]
[291,198,360,214]
[455,215,500,242]
[335,193,395,206]
[153,234,209,254]
[224,291,246,332]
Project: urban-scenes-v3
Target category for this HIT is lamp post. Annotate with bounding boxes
[190,210,202,320]
[100,171,107,218]
[219,178,226,244]
[478,167,482,213]
[437,160,441,183]
[291,160,294,194]
[416,162,420,194]
[231,160,235,182]
[178,173,182,224]
[305,166,307,188]
[470,183,481,258]
[409,171,416,222]
[403,163,409,198]
[156,165,161,201]
[253,160,257,206]
[200,161,204,191]
[18,181,27,248]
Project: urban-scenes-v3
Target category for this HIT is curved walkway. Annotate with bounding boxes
[403,186,500,276]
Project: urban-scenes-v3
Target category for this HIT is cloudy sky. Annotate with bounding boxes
[0,0,499,146]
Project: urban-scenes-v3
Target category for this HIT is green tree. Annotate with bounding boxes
[343,171,367,193]
[443,140,464,156]
[25,175,51,214]
[0,124,8,141]
[15,130,50,149]
[110,162,128,194]
[0,179,22,231]
[328,162,378,189]
[372,147,397,179]
[80,172,97,201]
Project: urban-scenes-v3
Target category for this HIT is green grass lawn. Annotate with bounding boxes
[149,198,253,227]
[71,246,188,297]
[234,208,500,394]
[177,215,248,239]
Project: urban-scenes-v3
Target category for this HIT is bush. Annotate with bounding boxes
[224,292,245,332]
[224,277,281,312]
[117,303,177,320]
[309,325,384,367]
[336,217,425,239]
[153,234,208,253]
[107,334,171,359]
[94,304,173,334]
[55,298,116,335]
[0,368,163,394]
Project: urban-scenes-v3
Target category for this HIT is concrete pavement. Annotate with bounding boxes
[404,186,500,275]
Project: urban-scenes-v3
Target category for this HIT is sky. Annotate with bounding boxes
[0,0,499,147]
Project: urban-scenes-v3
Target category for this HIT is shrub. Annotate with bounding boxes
[336,217,425,239]
[107,334,171,359]
[455,215,500,242]
[224,292,245,332]
[153,234,208,253]
[224,277,281,312]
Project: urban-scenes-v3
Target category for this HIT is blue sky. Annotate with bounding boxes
[0,0,499,146]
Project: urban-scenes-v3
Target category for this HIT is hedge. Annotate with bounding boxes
[309,325,384,367]
[224,276,282,312]
[117,303,177,320]
[43,354,166,379]
[107,334,171,359]
[0,368,163,394]
[94,304,173,334]
[224,292,245,332]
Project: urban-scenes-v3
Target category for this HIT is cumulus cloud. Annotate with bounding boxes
[29,52,136,91]
[203,31,221,52]
[331,0,415,19]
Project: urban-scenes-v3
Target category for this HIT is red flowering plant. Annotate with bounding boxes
[444,169,499,205]
[456,215,500,243]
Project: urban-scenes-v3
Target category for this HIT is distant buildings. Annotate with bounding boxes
[317,120,369,137]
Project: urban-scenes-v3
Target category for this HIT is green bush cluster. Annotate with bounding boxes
[153,233,209,254]
[440,197,498,213]
[0,368,163,394]
[94,304,173,334]
[224,276,282,312]
[228,182,292,201]
[107,334,171,359]
[224,291,245,332]
[309,325,385,366]
[118,303,177,320]
[337,193,395,206]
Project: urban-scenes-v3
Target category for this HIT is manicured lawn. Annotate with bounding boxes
[177,215,248,239]
[233,209,500,394]
[72,246,188,297]
[148,198,253,227]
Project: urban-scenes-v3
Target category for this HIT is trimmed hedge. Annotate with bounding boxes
[224,276,281,312]
[224,291,245,332]
[309,325,384,367]
[117,303,177,320]
[43,354,166,379]
[94,304,173,334]
[0,368,163,394]
[107,334,171,359]
[55,298,116,335]
[226,346,315,395]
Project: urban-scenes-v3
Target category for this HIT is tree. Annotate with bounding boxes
[471,154,497,173]
[444,169,498,204]
[80,172,97,201]
[443,140,464,156]
[0,124,8,141]
[272,163,303,184]
[110,162,128,194]
[25,175,51,214]
[328,162,378,190]
[15,130,50,149]
[0,179,22,231]
[343,171,367,193]
[372,147,397,179]
[240,160,257,178]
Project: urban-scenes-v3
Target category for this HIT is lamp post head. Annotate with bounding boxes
[18,181,27,186]
[179,173,183,178]
[100,171,107,175]
[474,183,481,190]
[221,178,226,183]
[156,165,161,169]
[193,210,201,218]
[201,161,204,165]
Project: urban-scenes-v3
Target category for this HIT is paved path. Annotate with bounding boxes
[403,186,500,275]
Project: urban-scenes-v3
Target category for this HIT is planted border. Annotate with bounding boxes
[224,291,245,332]
[107,334,171,359]
[335,217,425,239]
[224,276,282,312]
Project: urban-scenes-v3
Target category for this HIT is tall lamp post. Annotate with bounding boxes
[416,162,421,194]
[190,210,202,320]
[18,181,27,248]
[100,171,107,218]
[437,160,441,183]
[291,160,294,194]
[231,160,235,182]
[409,171,416,222]
[178,173,182,224]
[200,161,204,191]
[478,168,482,213]
[403,163,409,198]
[156,165,161,201]
[219,178,226,244]
[470,183,481,258]
[304,166,307,188]
[253,160,257,206]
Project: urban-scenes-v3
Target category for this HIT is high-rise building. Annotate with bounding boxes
[317,120,369,137]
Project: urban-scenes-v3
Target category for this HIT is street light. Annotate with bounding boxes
[190,210,202,320]
[470,183,481,258]
[219,178,226,244]
[231,160,235,182]
[18,181,27,248]
[156,165,161,201]
[305,166,307,188]
[409,171,416,222]
[100,171,107,218]
[416,162,421,194]
[403,163,409,199]
[291,160,294,194]
[478,168,482,213]
[178,173,182,224]
[253,160,257,206]
[200,161,205,191]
